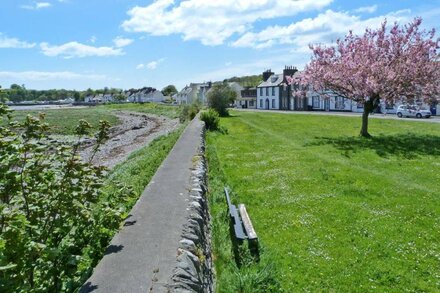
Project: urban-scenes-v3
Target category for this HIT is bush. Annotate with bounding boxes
[200,109,220,131]
[207,83,237,117]
[179,102,200,122]
[0,104,134,292]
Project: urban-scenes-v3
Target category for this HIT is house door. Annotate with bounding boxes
[265,99,269,109]
[324,99,330,111]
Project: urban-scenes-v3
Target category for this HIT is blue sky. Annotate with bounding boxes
[1,0,439,91]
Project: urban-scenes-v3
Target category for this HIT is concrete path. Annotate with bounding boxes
[81,117,204,293]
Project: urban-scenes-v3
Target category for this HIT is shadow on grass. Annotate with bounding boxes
[311,133,440,158]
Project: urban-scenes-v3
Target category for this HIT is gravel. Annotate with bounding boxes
[80,111,180,168]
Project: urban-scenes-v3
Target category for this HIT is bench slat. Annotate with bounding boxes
[238,204,258,240]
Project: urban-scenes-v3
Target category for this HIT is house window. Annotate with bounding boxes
[313,96,320,108]
[357,102,364,109]
[249,100,254,107]
[260,99,263,108]
[259,88,263,96]
[266,87,269,96]
[272,87,275,96]
[335,96,345,110]
[272,99,275,108]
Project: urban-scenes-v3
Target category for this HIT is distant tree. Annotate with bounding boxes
[114,94,127,102]
[0,86,8,103]
[85,88,94,97]
[207,82,237,116]
[291,18,440,137]
[73,91,81,101]
[36,94,47,102]
[162,85,178,96]
[224,75,263,87]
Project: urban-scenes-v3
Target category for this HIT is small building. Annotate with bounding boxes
[237,87,257,109]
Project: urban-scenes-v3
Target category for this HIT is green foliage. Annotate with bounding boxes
[107,126,185,196]
[200,109,220,131]
[207,110,440,291]
[104,103,182,119]
[1,85,124,103]
[179,102,200,123]
[161,85,178,96]
[223,75,263,88]
[8,108,119,135]
[207,82,237,117]
[0,104,135,292]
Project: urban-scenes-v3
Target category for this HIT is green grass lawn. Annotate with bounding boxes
[207,111,440,292]
[9,107,120,135]
[7,103,181,135]
[103,103,182,119]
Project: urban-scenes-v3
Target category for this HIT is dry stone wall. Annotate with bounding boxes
[168,128,214,293]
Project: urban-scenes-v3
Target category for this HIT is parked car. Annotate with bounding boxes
[396,105,431,118]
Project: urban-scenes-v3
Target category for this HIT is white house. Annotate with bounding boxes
[127,87,164,103]
[257,67,297,110]
[175,82,212,105]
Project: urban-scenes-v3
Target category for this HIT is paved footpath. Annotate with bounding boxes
[81,117,204,293]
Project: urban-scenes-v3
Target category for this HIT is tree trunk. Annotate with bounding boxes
[360,108,371,138]
[360,98,378,138]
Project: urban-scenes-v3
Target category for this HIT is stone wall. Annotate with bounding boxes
[168,128,214,292]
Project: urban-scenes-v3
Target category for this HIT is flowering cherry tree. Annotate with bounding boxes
[291,18,440,137]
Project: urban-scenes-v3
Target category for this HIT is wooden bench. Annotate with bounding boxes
[224,187,259,262]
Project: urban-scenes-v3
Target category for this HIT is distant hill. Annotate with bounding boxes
[223,74,263,88]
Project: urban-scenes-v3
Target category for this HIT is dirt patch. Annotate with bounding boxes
[80,111,179,168]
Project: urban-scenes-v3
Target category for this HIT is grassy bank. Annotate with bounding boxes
[8,103,182,135]
[9,107,120,135]
[103,103,182,119]
[106,125,185,196]
[207,111,440,292]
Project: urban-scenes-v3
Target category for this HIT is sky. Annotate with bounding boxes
[0,0,439,91]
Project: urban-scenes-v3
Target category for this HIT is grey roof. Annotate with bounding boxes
[257,74,284,87]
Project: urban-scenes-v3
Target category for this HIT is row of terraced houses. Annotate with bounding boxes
[174,66,438,115]
[253,66,438,115]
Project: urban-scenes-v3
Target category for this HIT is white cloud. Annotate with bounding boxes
[231,9,411,50]
[354,5,378,14]
[146,58,165,70]
[122,0,333,46]
[113,36,134,48]
[136,63,145,69]
[90,36,97,43]
[0,71,108,81]
[0,33,35,49]
[40,41,124,58]
[21,2,52,10]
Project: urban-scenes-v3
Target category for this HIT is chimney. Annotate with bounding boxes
[262,69,274,82]
[283,66,298,79]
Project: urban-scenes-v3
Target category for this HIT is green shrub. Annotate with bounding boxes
[200,109,220,131]
[179,102,200,122]
[0,104,135,292]
[207,82,236,117]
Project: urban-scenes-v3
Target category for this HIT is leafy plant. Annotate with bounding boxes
[179,102,200,122]
[200,109,220,131]
[207,82,237,117]
[0,104,134,292]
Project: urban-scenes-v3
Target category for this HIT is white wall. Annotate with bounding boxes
[257,86,280,109]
